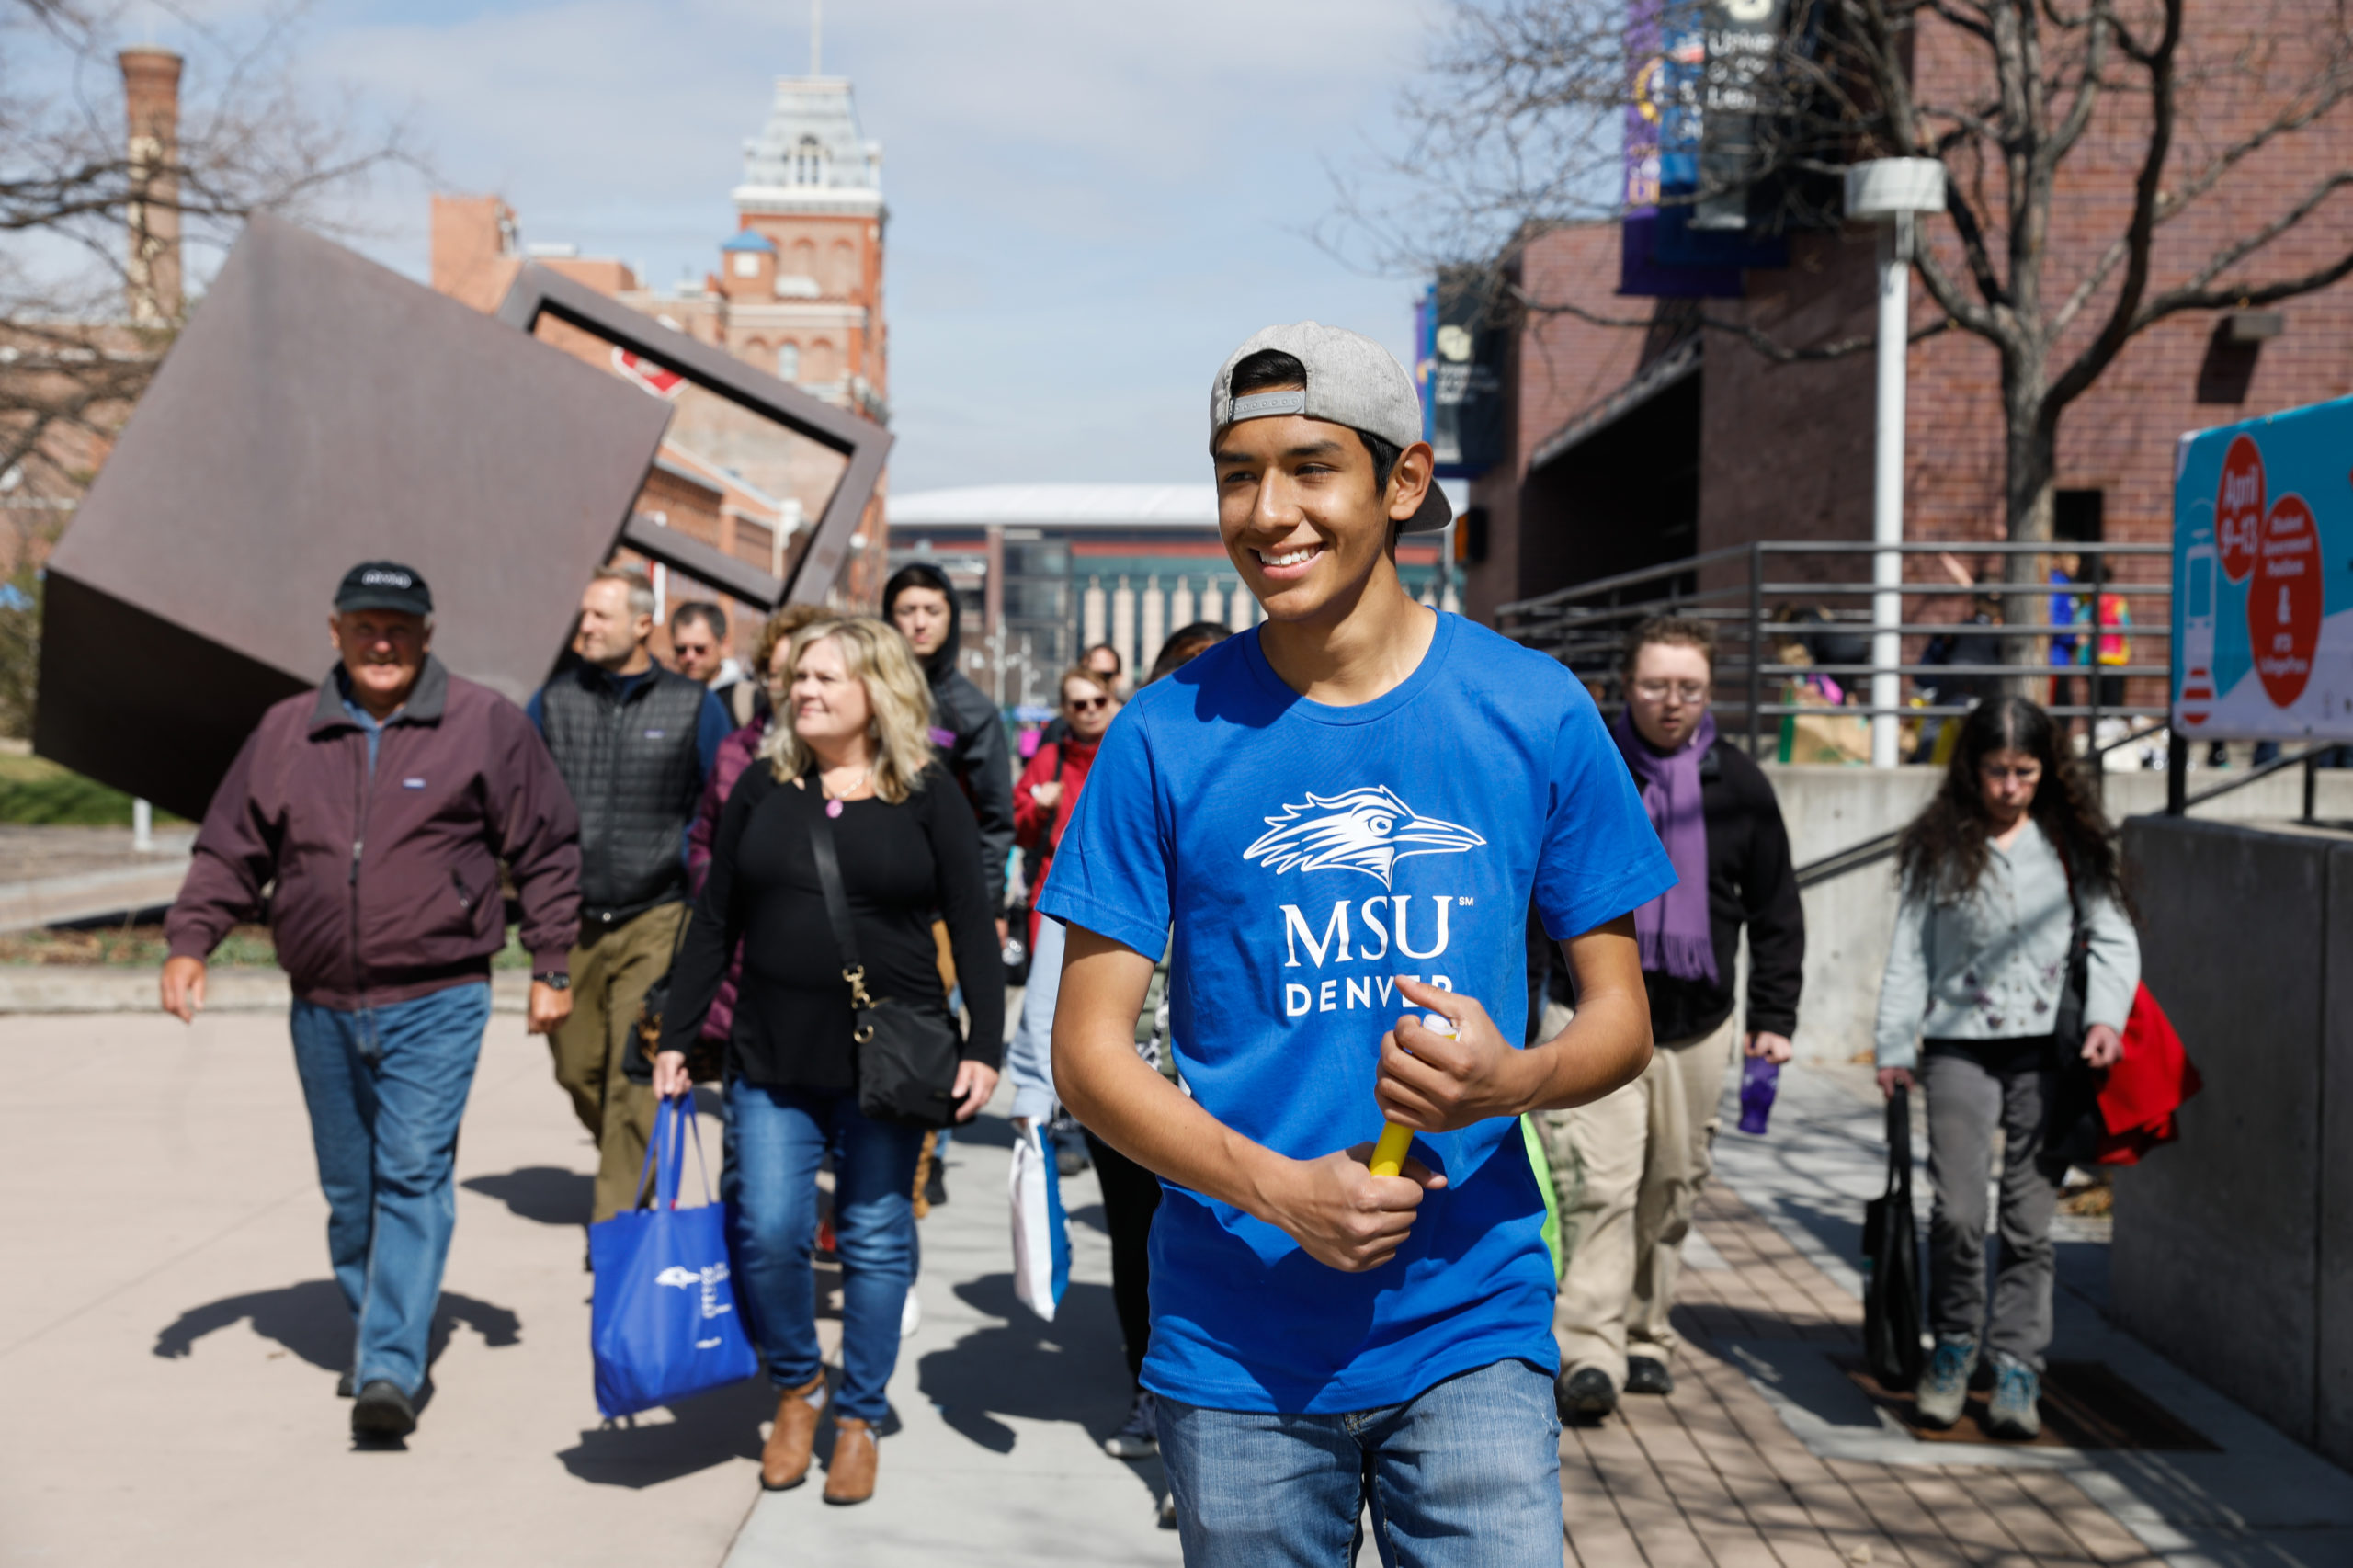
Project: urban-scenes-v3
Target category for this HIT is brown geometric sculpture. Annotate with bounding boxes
[35,213,892,819]
[494,264,892,612]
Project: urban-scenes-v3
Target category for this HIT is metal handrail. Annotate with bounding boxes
[1500,538,2171,763]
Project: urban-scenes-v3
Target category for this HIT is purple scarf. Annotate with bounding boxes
[1609,707,1719,984]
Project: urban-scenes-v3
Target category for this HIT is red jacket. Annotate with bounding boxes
[1015,735,1097,937]
[166,658,582,1009]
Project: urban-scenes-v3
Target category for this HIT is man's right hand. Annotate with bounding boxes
[161,956,207,1023]
[1877,1066,1915,1099]
[1265,1146,1447,1273]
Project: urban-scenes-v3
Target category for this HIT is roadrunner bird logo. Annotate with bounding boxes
[1243,786,1485,888]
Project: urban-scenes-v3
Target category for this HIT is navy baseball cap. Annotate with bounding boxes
[335,561,432,617]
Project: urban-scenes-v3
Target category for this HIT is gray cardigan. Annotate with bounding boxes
[1872,821,2139,1071]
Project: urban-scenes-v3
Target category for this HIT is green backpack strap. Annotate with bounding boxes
[1520,1114,1564,1281]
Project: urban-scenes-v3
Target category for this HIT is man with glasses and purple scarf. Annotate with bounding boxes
[1549,616,1807,1418]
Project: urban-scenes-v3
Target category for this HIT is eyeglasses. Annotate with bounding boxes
[1065,695,1111,713]
[1631,680,1709,703]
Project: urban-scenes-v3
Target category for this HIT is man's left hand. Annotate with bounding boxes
[951,1060,999,1122]
[1377,977,1532,1132]
[527,980,572,1036]
[1745,1031,1794,1064]
[2081,1023,2122,1069]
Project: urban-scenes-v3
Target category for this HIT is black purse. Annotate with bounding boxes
[2042,851,2109,1176]
[807,802,964,1129]
[1861,1085,1927,1391]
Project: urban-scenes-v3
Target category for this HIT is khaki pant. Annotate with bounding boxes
[1551,1011,1739,1386]
[549,901,687,1222]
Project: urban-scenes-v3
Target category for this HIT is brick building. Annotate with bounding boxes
[431,70,892,654]
[1460,5,2353,690]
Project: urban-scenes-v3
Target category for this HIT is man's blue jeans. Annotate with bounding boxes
[1158,1359,1563,1568]
[722,1081,926,1424]
[288,982,492,1397]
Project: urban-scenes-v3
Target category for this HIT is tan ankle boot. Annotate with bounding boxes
[823,1416,878,1505]
[759,1373,827,1491]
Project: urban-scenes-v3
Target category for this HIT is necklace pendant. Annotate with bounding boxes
[826,798,844,819]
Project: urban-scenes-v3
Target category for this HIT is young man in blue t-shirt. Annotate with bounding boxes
[1043,321,1676,1566]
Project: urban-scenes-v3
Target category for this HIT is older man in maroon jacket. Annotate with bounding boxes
[162,562,580,1442]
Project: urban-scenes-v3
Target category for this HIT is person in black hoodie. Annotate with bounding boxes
[1549,615,1805,1418]
[883,564,1017,936]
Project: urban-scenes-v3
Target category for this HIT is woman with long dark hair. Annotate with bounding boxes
[1872,696,2138,1439]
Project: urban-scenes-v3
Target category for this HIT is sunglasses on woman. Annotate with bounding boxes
[1065,695,1110,713]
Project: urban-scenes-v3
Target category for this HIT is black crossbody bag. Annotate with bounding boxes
[806,802,964,1129]
[2042,849,2110,1176]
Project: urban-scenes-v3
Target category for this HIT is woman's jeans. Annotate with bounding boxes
[722,1080,926,1423]
[288,982,493,1397]
[1158,1359,1563,1568]
[1922,1037,2059,1369]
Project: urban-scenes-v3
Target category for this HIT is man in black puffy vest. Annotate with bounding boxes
[529,566,731,1223]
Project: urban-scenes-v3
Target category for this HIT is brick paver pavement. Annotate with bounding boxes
[1563,1184,2164,1568]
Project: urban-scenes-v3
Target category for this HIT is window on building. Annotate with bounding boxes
[2054,489,2104,545]
[831,239,858,294]
[806,339,837,382]
[793,136,826,186]
[775,342,800,381]
[732,251,760,278]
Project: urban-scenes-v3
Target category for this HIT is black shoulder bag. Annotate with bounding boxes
[2042,850,2110,1176]
[807,801,964,1129]
[1861,1084,1927,1390]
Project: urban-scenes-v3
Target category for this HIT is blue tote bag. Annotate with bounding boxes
[589,1096,759,1419]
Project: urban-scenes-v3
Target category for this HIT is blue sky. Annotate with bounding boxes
[132,0,1450,494]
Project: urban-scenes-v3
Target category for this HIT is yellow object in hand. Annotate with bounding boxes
[1370,1014,1456,1177]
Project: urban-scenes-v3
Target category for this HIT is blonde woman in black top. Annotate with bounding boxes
[654,617,1005,1506]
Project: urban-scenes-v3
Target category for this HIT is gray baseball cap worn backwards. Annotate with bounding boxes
[1210,321,1451,535]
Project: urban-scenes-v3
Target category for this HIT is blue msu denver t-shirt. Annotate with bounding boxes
[1038,612,1675,1415]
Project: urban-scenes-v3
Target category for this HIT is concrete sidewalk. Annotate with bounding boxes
[0,1006,1169,1567]
[6,1005,2347,1568]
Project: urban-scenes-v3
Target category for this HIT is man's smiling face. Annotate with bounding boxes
[1215,408,1423,630]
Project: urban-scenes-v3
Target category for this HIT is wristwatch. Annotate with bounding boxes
[535,971,571,991]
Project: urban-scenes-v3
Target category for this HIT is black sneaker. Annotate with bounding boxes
[351,1380,416,1440]
[1625,1356,1674,1396]
[1556,1366,1618,1419]
[335,1369,355,1399]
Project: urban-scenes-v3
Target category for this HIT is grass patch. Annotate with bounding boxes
[0,924,533,969]
[0,923,277,967]
[0,753,186,827]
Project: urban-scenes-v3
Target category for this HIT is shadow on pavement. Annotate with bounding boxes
[463,1165,593,1226]
[915,1271,1129,1453]
[152,1279,522,1373]
[949,1111,1017,1151]
[553,1376,774,1488]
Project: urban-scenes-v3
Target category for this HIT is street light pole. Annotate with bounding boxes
[1846,158,1947,768]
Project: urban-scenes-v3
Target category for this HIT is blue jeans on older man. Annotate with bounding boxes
[289,981,493,1398]
[722,1080,926,1424]
[1158,1358,1563,1568]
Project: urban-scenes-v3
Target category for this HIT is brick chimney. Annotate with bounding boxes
[119,46,183,324]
